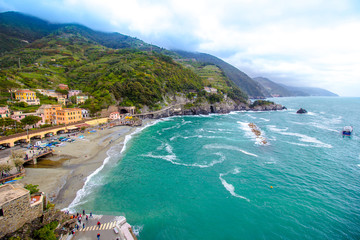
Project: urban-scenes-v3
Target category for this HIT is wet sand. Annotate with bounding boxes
[18,120,153,209]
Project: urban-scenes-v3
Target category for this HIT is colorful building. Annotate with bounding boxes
[68,90,82,98]
[11,112,45,127]
[15,89,40,105]
[81,109,90,118]
[37,105,62,124]
[57,97,68,106]
[76,95,88,104]
[109,112,120,120]
[0,106,10,118]
[56,108,83,125]
[58,84,69,90]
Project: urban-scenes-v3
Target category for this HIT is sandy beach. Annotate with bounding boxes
[17,119,154,210]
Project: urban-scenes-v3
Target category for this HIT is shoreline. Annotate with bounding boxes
[18,119,156,210]
[16,108,284,211]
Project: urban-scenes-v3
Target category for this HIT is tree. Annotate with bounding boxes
[13,159,24,172]
[0,117,16,131]
[21,115,42,128]
[24,184,39,194]
[0,163,13,176]
[33,221,58,240]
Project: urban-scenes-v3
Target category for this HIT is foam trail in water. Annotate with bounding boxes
[267,125,332,148]
[260,118,270,122]
[219,168,250,202]
[144,143,225,168]
[204,144,258,157]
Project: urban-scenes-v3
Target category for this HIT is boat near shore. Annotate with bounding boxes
[342,126,353,136]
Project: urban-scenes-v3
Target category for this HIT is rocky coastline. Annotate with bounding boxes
[138,101,286,119]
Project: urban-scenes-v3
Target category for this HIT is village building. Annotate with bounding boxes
[0,106,10,118]
[81,109,90,118]
[204,87,218,94]
[76,95,88,104]
[109,111,120,120]
[0,184,45,238]
[37,105,62,124]
[57,97,68,106]
[68,90,82,98]
[39,90,67,100]
[15,89,40,105]
[11,112,45,127]
[56,108,83,125]
[58,84,69,90]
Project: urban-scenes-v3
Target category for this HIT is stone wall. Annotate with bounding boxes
[0,194,43,238]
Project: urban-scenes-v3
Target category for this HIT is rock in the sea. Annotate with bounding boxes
[296,108,307,114]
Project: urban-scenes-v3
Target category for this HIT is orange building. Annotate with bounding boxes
[56,108,83,125]
[37,105,62,124]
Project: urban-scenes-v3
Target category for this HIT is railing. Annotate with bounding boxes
[0,171,25,184]
[24,150,54,163]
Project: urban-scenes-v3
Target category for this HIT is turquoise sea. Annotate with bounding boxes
[70,97,360,239]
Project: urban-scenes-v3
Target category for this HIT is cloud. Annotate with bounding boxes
[1,0,360,96]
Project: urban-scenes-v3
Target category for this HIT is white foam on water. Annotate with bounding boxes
[281,132,332,148]
[264,161,277,164]
[260,118,270,122]
[268,125,332,148]
[237,121,253,138]
[144,144,225,168]
[66,120,161,211]
[219,168,250,202]
[357,164,360,168]
[246,114,257,119]
[204,144,258,157]
[132,225,144,237]
[291,121,338,133]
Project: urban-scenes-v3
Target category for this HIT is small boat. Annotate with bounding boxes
[342,126,353,136]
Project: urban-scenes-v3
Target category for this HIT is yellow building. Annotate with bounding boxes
[56,108,83,125]
[15,89,40,105]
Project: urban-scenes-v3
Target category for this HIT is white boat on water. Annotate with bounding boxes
[342,126,353,136]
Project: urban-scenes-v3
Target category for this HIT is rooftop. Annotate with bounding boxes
[0,184,29,206]
[16,89,35,93]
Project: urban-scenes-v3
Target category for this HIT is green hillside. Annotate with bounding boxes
[0,11,160,54]
[173,50,264,98]
[0,32,209,111]
[253,77,292,97]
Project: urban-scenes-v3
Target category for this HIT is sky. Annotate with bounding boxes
[1,0,360,96]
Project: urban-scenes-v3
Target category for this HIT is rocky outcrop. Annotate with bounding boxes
[296,108,307,114]
[135,98,285,120]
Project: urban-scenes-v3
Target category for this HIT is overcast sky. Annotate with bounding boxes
[1,0,360,96]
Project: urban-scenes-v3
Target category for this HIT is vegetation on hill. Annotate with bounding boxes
[253,77,293,97]
[173,50,264,98]
[0,32,215,113]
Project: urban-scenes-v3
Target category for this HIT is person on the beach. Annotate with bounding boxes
[83,209,85,215]
[97,233,100,240]
[90,212,93,218]
[86,215,88,221]
[97,221,101,228]
[82,223,85,229]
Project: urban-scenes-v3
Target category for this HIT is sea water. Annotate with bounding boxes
[70,97,360,239]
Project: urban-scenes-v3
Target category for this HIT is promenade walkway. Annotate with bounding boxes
[71,215,135,240]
